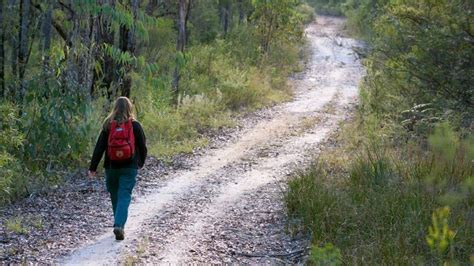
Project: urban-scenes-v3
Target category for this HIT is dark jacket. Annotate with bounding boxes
[89,120,147,172]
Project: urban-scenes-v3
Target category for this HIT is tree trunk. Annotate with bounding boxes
[262,8,273,54]
[41,0,52,84]
[9,0,17,97]
[220,2,231,36]
[237,0,245,24]
[18,0,30,102]
[64,1,95,102]
[172,0,189,103]
[0,0,4,98]
[146,0,158,16]
[92,0,116,98]
[117,0,138,98]
[78,14,95,102]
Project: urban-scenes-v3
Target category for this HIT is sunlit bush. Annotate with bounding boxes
[0,102,25,204]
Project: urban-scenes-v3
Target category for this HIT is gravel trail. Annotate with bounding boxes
[0,15,363,264]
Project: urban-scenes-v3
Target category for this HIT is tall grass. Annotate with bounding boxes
[286,122,473,264]
[142,94,234,158]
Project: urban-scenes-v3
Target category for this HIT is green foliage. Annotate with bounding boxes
[287,1,473,264]
[286,119,473,264]
[309,243,342,266]
[0,0,309,205]
[0,102,24,204]
[180,42,292,111]
[426,206,456,261]
[251,0,305,53]
[22,83,101,170]
[353,0,473,123]
[142,95,233,158]
[188,0,220,44]
[296,3,316,24]
[343,0,388,38]
[306,0,346,15]
[5,217,28,235]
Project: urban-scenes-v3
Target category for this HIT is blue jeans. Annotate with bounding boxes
[105,168,137,228]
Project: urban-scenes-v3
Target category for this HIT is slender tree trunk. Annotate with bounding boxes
[237,0,244,24]
[146,0,158,16]
[92,0,115,98]
[262,9,273,54]
[172,0,189,103]
[220,2,231,36]
[9,0,17,99]
[121,0,137,98]
[118,19,130,98]
[117,0,137,98]
[64,1,95,102]
[41,0,52,84]
[0,0,5,97]
[18,0,30,102]
[78,14,95,102]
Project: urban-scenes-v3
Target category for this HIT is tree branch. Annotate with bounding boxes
[31,1,72,47]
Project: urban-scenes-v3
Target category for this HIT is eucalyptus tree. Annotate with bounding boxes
[172,0,190,101]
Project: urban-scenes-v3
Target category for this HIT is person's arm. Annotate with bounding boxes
[134,122,147,168]
[89,130,108,172]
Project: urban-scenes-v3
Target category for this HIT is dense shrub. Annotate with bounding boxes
[352,0,473,125]
[0,103,25,204]
[306,0,346,15]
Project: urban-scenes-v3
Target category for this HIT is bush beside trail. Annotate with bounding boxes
[286,0,473,264]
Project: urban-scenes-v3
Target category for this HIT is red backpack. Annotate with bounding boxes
[107,119,135,161]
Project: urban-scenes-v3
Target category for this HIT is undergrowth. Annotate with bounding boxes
[135,22,302,160]
[286,1,473,264]
[286,119,473,264]
[0,2,312,204]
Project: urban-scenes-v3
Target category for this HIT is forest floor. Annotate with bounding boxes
[0,16,364,264]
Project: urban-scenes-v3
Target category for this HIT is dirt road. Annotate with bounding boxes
[62,15,363,264]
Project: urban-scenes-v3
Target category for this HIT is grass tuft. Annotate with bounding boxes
[5,217,29,235]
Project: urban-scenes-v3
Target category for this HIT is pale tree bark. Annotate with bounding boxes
[79,14,95,102]
[172,0,189,103]
[41,0,52,83]
[18,0,30,102]
[65,1,95,103]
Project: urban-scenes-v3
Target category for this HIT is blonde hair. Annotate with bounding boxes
[103,97,135,130]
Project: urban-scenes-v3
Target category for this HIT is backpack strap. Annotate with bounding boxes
[127,119,132,140]
[127,119,135,155]
[108,120,117,145]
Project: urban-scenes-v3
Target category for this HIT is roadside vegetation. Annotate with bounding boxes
[0,0,314,205]
[286,0,473,264]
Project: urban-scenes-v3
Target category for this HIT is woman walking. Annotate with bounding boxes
[88,97,147,240]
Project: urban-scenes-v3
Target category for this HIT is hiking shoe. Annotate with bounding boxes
[113,227,124,240]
